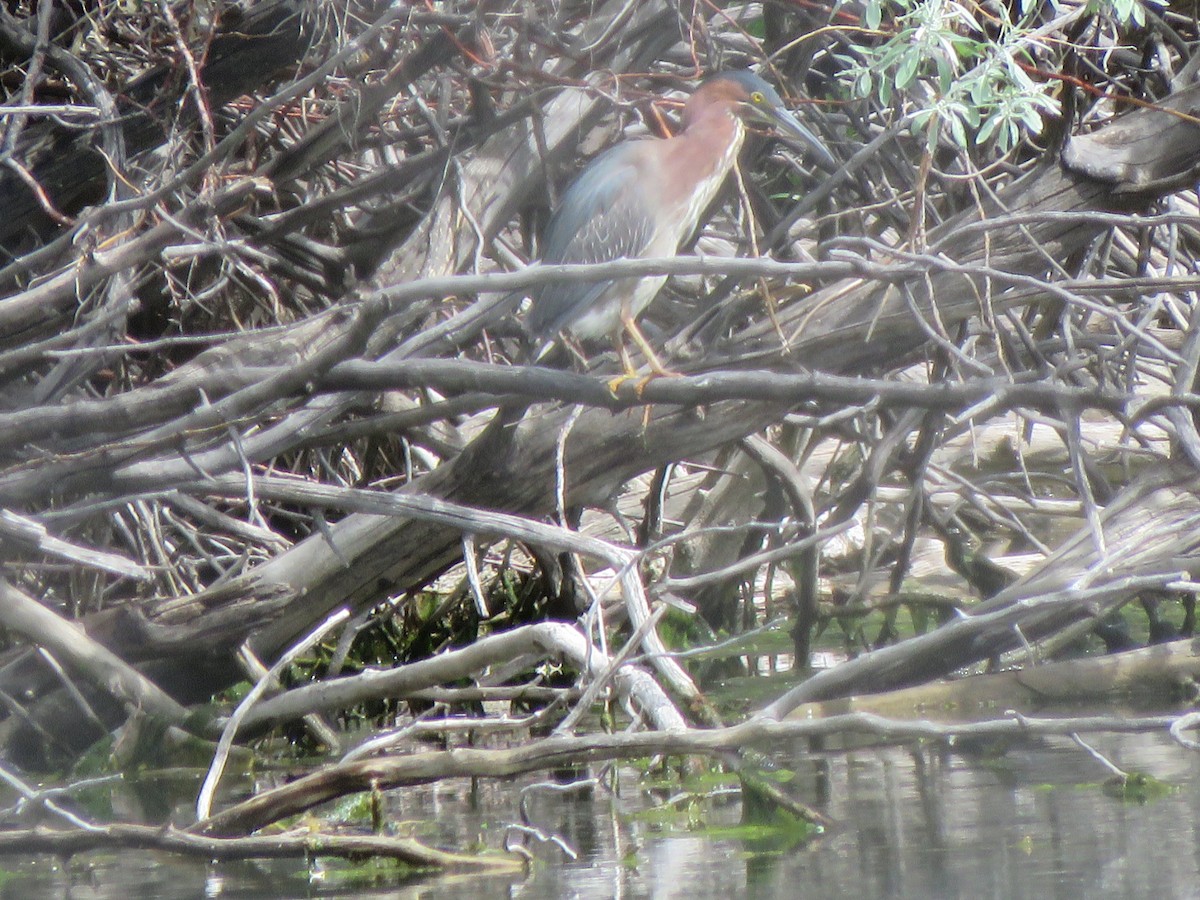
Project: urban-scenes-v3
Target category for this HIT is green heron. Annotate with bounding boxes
[528,70,834,375]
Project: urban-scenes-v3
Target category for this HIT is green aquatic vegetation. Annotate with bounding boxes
[631,764,817,855]
[1102,771,1176,804]
[305,855,428,885]
[71,712,228,775]
[700,819,814,855]
[640,767,740,793]
[630,794,708,830]
[330,791,377,826]
[705,672,804,718]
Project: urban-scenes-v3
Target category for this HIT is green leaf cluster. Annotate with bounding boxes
[842,0,1150,153]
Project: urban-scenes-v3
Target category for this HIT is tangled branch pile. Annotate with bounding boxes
[0,0,1199,850]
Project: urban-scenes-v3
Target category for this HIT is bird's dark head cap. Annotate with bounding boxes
[689,70,835,168]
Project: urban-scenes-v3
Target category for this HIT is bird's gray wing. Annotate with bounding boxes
[529,143,657,339]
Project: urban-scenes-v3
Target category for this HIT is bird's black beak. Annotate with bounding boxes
[761,104,836,171]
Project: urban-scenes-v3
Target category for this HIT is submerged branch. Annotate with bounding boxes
[0,823,524,871]
[196,710,1189,837]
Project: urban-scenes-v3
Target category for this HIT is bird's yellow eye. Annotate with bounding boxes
[750,91,765,104]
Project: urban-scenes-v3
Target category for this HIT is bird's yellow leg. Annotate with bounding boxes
[624,316,678,399]
[625,317,675,379]
[604,314,678,398]
[605,331,642,396]
[604,332,654,429]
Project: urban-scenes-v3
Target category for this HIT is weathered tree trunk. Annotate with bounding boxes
[110,83,1200,678]
[760,460,1200,718]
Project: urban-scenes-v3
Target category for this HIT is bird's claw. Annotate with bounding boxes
[607,367,677,399]
[606,372,638,397]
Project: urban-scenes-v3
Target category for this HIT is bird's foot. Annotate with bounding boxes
[634,367,676,396]
[606,372,636,396]
[606,364,678,399]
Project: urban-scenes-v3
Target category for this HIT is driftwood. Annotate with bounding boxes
[1,0,1200,864]
[125,81,1200,674]
[193,710,1195,837]
[760,460,1200,718]
[790,638,1200,721]
[0,824,524,871]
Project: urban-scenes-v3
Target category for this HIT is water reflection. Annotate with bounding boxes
[0,730,1197,898]
[510,731,1200,900]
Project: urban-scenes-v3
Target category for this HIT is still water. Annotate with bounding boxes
[1,728,1197,899]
